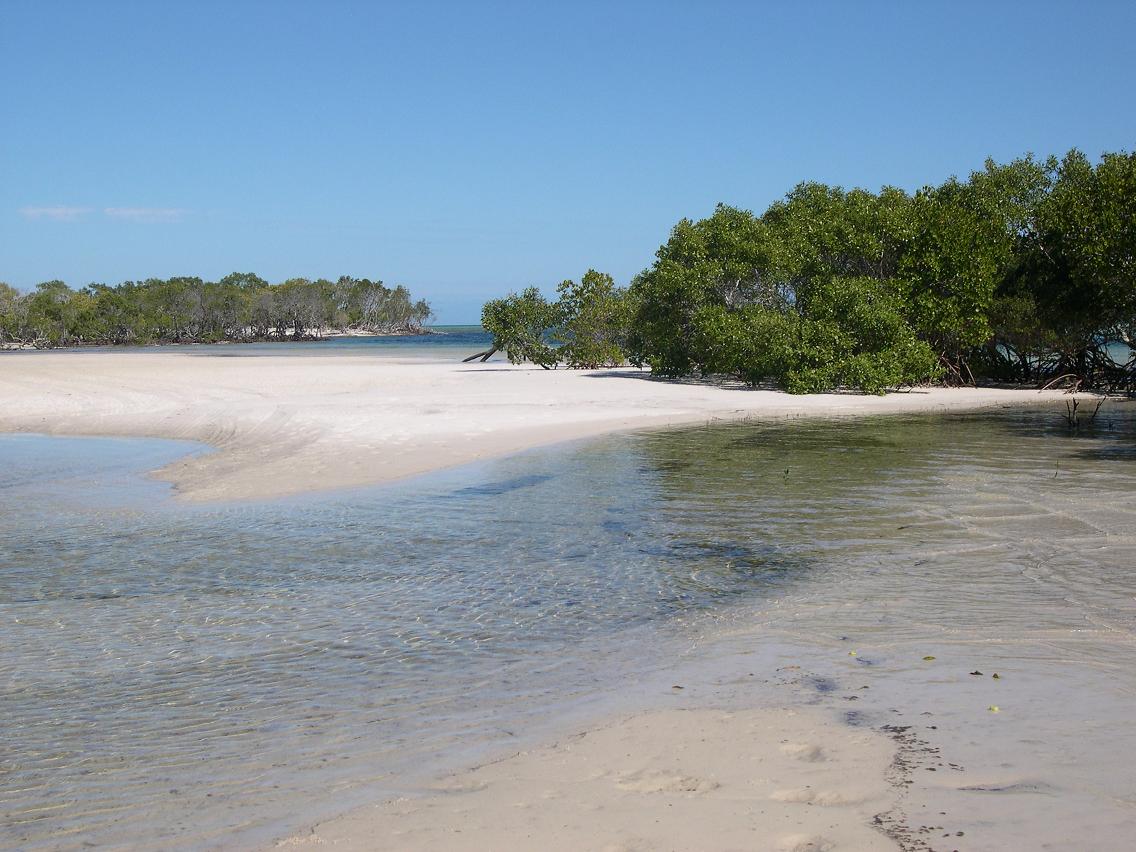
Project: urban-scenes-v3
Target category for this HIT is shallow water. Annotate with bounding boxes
[0,325,495,361]
[1,402,1135,849]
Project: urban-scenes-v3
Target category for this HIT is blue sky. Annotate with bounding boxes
[2,1,1134,322]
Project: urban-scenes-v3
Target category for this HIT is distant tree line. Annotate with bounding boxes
[0,274,433,347]
[479,149,1134,393]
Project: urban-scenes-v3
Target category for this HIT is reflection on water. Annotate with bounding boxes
[1,402,1135,849]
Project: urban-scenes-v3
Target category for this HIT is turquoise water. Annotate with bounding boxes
[2,403,1135,848]
[170,325,495,358]
[0,325,495,360]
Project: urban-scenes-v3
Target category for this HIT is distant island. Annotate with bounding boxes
[0,274,433,348]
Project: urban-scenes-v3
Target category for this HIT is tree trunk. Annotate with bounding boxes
[462,347,499,363]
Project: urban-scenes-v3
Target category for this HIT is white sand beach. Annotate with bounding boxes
[0,351,1073,502]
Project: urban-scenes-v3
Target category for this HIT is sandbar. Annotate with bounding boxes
[0,351,1073,501]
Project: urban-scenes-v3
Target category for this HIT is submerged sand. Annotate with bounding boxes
[0,351,1072,502]
[279,706,897,852]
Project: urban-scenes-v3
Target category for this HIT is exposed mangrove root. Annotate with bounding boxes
[1061,395,1106,429]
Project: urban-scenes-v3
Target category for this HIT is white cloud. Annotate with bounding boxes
[19,206,92,221]
[103,207,188,223]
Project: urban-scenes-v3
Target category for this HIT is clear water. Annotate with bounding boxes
[2,403,1135,849]
[0,325,495,361]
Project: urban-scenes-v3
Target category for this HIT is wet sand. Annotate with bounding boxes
[278,705,898,852]
[0,351,1072,502]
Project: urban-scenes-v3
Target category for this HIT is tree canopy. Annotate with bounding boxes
[478,271,631,369]
[477,147,1133,393]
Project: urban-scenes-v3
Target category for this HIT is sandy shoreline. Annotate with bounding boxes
[3,352,1129,850]
[279,705,898,852]
[266,616,916,852]
[0,351,1072,502]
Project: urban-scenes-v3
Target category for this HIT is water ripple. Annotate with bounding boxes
[1,401,1134,848]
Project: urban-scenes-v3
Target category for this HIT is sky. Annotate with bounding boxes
[2,1,1134,323]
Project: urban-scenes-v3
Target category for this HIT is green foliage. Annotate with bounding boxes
[0,282,28,343]
[761,183,914,288]
[479,273,632,369]
[690,304,797,384]
[0,274,433,347]
[1015,151,1135,338]
[993,149,1136,388]
[628,205,780,376]
[970,292,1060,383]
[615,147,1131,392]
[692,278,939,394]
[787,277,940,394]
[627,197,941,392]
[899,156,1054,378]
[481,287,562,367]
[553,270,630,368]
